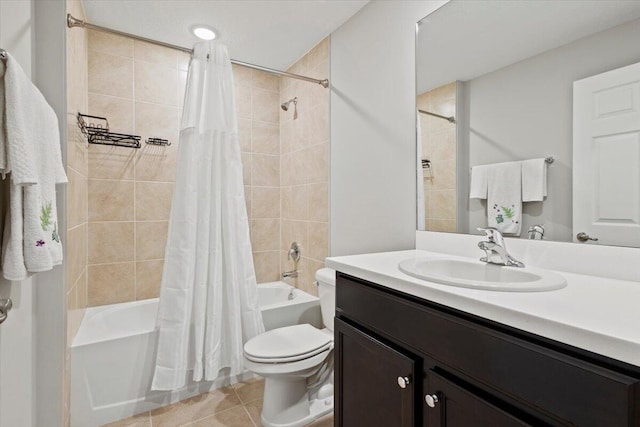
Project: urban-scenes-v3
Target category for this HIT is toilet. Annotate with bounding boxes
[244,268,336,427]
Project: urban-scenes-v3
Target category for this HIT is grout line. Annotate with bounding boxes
[87,260,138,268]
[242,403,258,427]
[87,177,176,185]
[87,90,181,110]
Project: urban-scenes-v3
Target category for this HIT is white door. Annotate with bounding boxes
[573,62,640,247]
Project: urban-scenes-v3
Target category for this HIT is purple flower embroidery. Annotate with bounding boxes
[36,240,45,247]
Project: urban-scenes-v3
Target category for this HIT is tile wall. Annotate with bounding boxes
[234,63,283,284]
[65,0,88,423]
[83,34,329,306]
[280,38,330,296]
[84,30,185,306]
[417,82,457,232]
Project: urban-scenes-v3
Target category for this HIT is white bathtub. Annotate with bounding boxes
[71,282,321,427]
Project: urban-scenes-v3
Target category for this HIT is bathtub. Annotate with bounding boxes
[71,281,321,427]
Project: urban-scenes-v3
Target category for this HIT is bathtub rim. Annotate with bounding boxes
[72,281,318,348]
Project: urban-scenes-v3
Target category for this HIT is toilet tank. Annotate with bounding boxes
[315,268,336,331]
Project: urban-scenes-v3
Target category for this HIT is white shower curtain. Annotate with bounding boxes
[152,41,264,391]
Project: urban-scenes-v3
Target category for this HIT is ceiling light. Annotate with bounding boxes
[192,25,217,40]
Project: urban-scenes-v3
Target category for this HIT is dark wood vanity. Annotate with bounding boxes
[334,272,640,426]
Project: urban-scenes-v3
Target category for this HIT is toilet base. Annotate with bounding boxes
[260,378,333,427]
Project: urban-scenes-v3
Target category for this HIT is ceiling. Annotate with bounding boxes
[81,0,369,70]
[417,0,640,93]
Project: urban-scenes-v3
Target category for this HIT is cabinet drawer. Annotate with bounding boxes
[336,273,640,426]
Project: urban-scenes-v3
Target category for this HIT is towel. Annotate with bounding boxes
[487,162,522,236]
[0,60,6,177]
[522,158,547,202]
[1,52,67,280]
[2,184,27,280]
[2,52,38,184]
[469,164,489,199]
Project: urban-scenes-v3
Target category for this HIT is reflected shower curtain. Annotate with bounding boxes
[152,41,264,391]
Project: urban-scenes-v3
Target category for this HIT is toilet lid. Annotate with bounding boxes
[244,324,333,363]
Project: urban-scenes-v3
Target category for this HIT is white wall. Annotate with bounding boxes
[0,1,67,425]
[464,18,640,242]
[33,1,67,424]
[0,3,36,426]
[330,0,447,256]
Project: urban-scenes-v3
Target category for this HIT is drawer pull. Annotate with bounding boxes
[397,375,411,389]
[425,393,440,408]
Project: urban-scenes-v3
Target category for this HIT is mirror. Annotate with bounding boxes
[416,0,640,247]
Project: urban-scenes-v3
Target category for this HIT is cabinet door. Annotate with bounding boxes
[335,318,419,427]
[424,370,533,427]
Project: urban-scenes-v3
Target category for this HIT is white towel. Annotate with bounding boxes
[522,158,547,202]
[0,60,6,177]
[469,164,489,199]
[1,52,67,280]
[2,184,27,280]
[487,162,522,236]
[2,53,38,184]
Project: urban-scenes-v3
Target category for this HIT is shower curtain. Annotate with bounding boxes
[152,41,264,391]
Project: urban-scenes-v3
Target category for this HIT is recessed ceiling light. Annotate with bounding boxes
[192,25,217,40]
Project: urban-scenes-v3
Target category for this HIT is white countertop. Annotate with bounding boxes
[326,249,640,367]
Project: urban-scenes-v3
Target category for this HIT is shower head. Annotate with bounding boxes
[281,97,298,111]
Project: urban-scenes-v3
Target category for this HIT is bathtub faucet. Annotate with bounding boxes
[282,270,298,279]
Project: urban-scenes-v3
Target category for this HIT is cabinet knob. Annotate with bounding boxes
[425,393,440,408]
[397,376,411,389]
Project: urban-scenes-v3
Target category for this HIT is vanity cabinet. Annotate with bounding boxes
[335,318,417,427]
[334,272,640,427]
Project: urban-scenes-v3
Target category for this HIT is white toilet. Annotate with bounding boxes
[244,268,336,427]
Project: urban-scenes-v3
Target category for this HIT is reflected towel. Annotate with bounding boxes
[522,158,547,202]
[487,162,522,236]
[469,164,489,199]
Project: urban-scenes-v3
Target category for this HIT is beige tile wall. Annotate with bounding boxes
[85,30,185,307]
[85,33,290,305]
[234,63,283,284]
[66,0,89,423]
[280,37,330,296]
[417,82,457,232]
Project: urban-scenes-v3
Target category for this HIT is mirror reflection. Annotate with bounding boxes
[416,0,640,247]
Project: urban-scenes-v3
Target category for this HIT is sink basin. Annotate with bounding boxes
[398,258,567,292]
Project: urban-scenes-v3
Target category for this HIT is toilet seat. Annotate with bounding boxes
[244,324,333,364]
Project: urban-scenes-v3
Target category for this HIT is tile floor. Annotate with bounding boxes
[102,378,334,427]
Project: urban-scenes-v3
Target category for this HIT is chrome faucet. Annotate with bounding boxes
[282,242,301,279]
[282,270,298,279]
[527,224,545,240]
[477,227,525,268]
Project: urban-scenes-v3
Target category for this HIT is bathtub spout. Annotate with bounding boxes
[282,270,298,279]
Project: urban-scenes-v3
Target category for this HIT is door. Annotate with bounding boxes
[424,369,533,427]
[335,318,419,427]
[573,62,640,247]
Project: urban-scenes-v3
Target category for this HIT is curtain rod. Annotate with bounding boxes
[418,109,455,123]
[67,14,329,88]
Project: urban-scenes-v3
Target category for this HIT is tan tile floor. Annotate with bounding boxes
[102,378,334,427]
